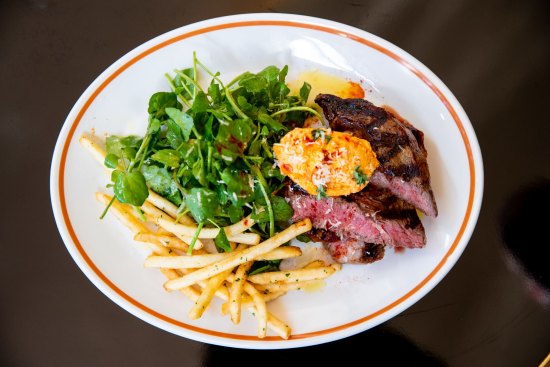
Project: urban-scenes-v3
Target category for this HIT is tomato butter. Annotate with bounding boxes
[273,128,379,197]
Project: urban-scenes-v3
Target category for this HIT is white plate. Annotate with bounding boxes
[50,13,483,349]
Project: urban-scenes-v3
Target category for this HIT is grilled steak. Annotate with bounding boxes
[324,240,385,264]
[315,94,438,217]
[283,183,426,264]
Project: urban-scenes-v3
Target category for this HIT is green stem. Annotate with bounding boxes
[175,70,204,94]
[191,126,202,140]
[271,106,322,119]
[133,205,146,221]
[261,139,273,159]
[129,132,151,172]
[164,73,192,108]
[248,163,274,237]
[99,196,116,219]
[192,51,198,100]
[207,144,213,174]
[187,222,204,255]
[194,56,223,87]
[225,71,247,89]
[224,86,250,120]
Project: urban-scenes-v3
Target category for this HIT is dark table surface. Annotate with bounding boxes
[2,0,549,366]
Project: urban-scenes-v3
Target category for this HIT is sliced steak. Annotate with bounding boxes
[315,94,438,217]
[324,240,385,264]
[283,183,426,263]
[307,228,385,264]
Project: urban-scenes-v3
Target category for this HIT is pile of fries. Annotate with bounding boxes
[80,134,341,339]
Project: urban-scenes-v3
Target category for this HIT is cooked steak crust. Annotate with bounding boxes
[315,94,438,217]
[283,183,426,264]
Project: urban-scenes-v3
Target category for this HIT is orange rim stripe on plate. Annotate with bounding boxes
[58,20,476,341]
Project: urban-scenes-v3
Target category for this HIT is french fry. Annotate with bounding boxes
[141,201,258,244]
[163,219,312,291]
[96,193,149,234]
[264,312,291,340]
[79,135,111,167]
[304,260,327,268]
[221,290,286,315]
[189,269,234,320]
[134,233,189,251]
[194,275,289,339]
[224,232,261,245]
[147,222,173,236]
[243,282,268,338]
[142,213,208,249]
[146,190,195,226]
[189,242,246,320]
[138,229,201,301]
[229,261,253,324]
[144,246,302,269]
[257,246,302,260]
[160,269,202,301]
[247,263,342,285]
[134,233,208,256]
[254,281,317,293]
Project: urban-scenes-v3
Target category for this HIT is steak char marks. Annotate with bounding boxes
[283,183,426,264]
[315,94,438,217]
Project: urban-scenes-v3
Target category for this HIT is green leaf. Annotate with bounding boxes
[258,66,280,86]
[251,204,269,223]
[299,82,311,103]
[120,135,142,148]
[278,65,288,83]
[239,73,268,93]
[147,117,161,134]
[141,165,181,204]
[296,234,311,243]
[191,91,211,113]
[191,159,207,186]
[248,260,281,276]
[260,161,284,180]
[184,188,219,223]
[113,170,149,206]
[203,114,214,141]
[258,112,286,132]
[165,107,193,141]
[150,149,181,168]
[220,168,254,205]
[237,95,255,113]
[233,119,254,143]
[104,153,119,169]
[179,140,199,163]
[165,119,183,149]
[208,81,222,104]
[271,195,294,222]
[273,82,290,102]
[227,205,243,224]
[148,92,181,120]
[214,229,232,253]
[248,140,261,156]
[106,135,141,160]
[214,119,254,159]
[172,67,195,100]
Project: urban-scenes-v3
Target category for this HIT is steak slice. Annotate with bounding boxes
[324,240,385,264]
[283,183,426,263]
[315,94,438,217]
